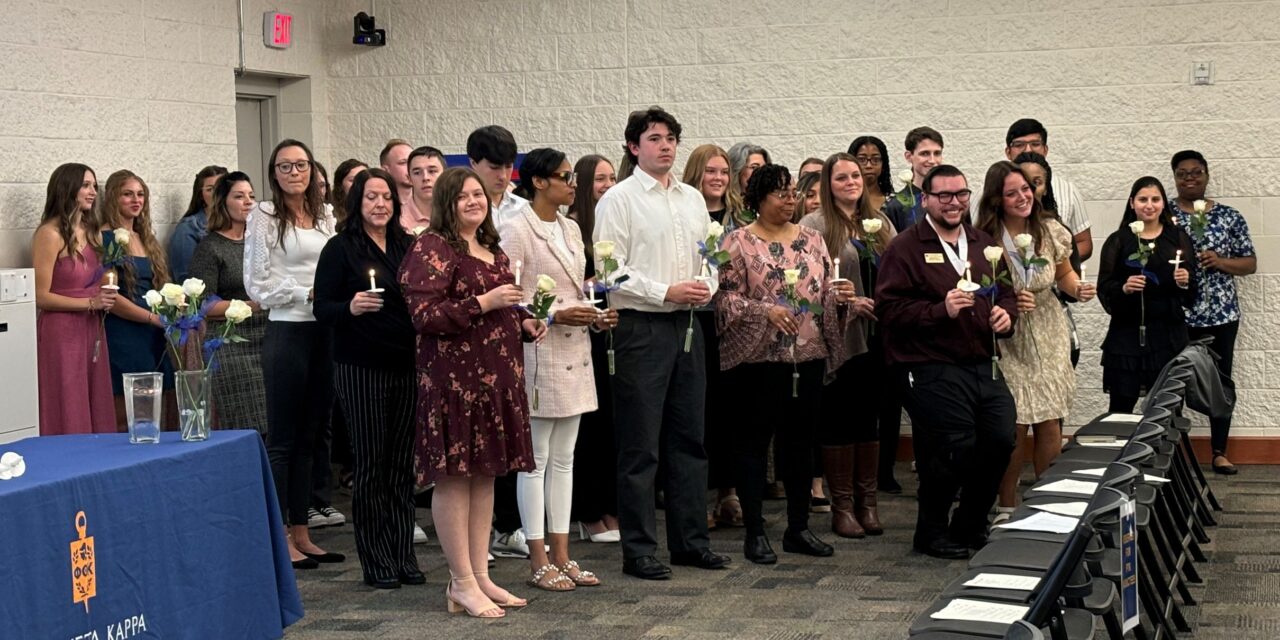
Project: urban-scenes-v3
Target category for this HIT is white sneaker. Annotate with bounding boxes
[413,523,428,544]
[307,507,329,528]
[490,528,531,558]
[316,506,346,527]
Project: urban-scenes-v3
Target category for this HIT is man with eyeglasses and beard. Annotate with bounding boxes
[874,165,1019,560]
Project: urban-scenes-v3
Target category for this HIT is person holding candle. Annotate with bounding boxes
[400,167,545,617]
[799,152,894,539]
[1168,150,1256,475]
[314,168,421,589]
[974,161,1095,521]
[717,163,853,563]
[34,163,118,435]
[502,148,617,590]
[875,165,1019,559]
[1097,177,1196,414]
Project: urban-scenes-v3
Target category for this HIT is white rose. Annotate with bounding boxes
[112,227,131,246]
[1128,220,1145,235]
[143,289,163,309]
[897,169,915,186]
[783,268,801,285]
[1192,199,1206,214]
[593,240,615,259]
[0,451,25,480]
[159,282,186,306]
[1014,233,1033,250]
[181,278,206,297]
[536,274,555,293]
[862,218,883,234]
[983,246,1004,262]
[224,299,253,323]
[1147,242,1155,250]
[706,221,724,239]
[411,226,427,236]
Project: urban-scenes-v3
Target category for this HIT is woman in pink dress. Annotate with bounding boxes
[33,163,118,435]
[400,167,544,619]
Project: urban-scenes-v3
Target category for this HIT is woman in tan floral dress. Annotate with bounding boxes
[399,168,545,619]
[974,162,1096,518]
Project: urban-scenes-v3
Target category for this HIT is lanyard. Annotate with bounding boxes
[927,216,967,276]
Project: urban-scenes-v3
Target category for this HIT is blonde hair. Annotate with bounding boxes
[681,144,737,217]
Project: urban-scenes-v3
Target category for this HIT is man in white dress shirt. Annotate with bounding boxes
[467,125,527,235]
[593,106,730,579]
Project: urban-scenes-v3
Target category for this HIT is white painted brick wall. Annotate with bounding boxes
[2,0,1278,439]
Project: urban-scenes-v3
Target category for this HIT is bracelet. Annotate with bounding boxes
[88,297,97,312]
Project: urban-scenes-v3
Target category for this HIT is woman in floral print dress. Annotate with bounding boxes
[400,168,545,619]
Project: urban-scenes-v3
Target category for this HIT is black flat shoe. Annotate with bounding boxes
[364,576,401,589]
[913,538,970,560]
[302,550,346,563]
[670,548,731,570]
[782,528,834,557]
[622,555,672,580]
[399,569,426,585]
[291,557,319,570]
[743,535,777,564]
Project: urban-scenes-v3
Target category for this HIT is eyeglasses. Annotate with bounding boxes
[1174,169,1206,180]
[551,171,577,185]
[769,190,799,201]
[854,155,883,166]
[927,189,972,204]
[1008,139,1045,151]
[275,160,311,174]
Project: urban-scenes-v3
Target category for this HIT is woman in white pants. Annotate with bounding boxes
[502,148,618,591]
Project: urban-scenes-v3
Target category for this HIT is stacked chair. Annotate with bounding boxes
[909,340,1232,639]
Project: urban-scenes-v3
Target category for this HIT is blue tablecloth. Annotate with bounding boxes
[0,431,303,639]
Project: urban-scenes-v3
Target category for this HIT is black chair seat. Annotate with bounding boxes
[910,602,1096,638]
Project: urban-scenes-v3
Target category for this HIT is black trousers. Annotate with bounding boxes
[901,362,1016,546]
[728,360,822,536]
[334,363,418,580]
[698,310,735,490]
[1188,321,1239,454]
[263,321,334,526]
[611,310,709,560]
[821,350,885,445]
[493,473,521,534]
[572,328,618,522]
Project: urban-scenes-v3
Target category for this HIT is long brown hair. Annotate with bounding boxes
[816,153,890,259]
[207,172,254,233]
[40,163,101,260]
[568,154,611,260]
[182,165,228,219]
[429,168,500,256]
[266,138,327,249]
[330,158,368,223]
[975,161,1047,256]
[102,170,170,291]
[681,144,737,220]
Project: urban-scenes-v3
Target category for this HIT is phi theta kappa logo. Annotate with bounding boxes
[70,510,97,613]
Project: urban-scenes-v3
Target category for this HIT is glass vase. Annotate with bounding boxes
[176,370,211,442]
[123,372,163,444]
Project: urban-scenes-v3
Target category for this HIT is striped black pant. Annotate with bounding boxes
[334,363,419,581]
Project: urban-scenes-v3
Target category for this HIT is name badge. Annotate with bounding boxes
[924,253,945,264]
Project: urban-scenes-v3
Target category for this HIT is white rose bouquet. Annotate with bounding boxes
[686,221,729,352]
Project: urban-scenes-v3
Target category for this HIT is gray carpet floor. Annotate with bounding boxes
[285,463,1280,639]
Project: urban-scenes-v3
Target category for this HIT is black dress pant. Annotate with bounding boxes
[1188,321,1239,454]
[334,363,418,581]
[728,360,822,536]
[263,321,334,526]
[698,309,734,490]
[493,473,522,534]
[821,350,885,445]
[611,310,709,560]
[572,328,618,522]
[900,362,1016,546]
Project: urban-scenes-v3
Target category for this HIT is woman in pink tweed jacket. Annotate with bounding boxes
[500,148,619,592]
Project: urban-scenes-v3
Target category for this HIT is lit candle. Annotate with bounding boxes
[514,260,522,283]
[368,269,377,291]
[106,271,116,287]
[1079,264,1087,283]
[587,282,597,303]
[1174,249,1182,266]
[964,260,972,283]
[832,257,841,279]
[700,257,709,277]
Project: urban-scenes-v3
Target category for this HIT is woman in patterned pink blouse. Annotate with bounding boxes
[399,168,546,619]
[715,164,855,565]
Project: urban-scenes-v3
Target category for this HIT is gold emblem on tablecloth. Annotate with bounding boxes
[70,510,96,613]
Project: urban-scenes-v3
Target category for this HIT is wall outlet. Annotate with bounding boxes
[1192,61,1214,85]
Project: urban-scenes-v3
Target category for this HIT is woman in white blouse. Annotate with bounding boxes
[243,139,344,570]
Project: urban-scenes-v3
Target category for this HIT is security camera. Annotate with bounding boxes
[353,12,386,47]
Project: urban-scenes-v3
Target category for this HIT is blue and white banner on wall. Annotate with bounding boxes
[1120,497,1140,632]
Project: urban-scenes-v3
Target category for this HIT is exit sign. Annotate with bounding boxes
[263,11,293,49]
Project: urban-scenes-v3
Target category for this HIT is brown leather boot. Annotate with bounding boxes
[821,446,864,538]
[853,442,884,535]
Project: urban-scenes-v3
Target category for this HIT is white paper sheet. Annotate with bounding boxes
[1078,440,1127,448]
[1032,478,1099,496]
[1029,501,1089,517]
[930,599,1030,624]
[1144,474,1171,483]
[963,573,1042,591]
[1073,467,1107,477]
[995,511,1079,534]
[1103,413,1143,423]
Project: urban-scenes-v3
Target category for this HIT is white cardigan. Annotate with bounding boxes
[243,201,336,322]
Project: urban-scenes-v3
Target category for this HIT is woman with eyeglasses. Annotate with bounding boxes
[716,164,852,564]
[243,139,343,570]
[502,148,617,591]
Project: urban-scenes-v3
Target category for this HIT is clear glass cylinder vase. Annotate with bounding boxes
[176,370,211,442]
[123,372,163,444]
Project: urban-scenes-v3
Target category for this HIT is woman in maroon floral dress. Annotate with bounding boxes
[399,168,545,619]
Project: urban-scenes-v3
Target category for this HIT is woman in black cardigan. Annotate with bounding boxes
[314,168,420,589]
[1097,176,1196,413]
